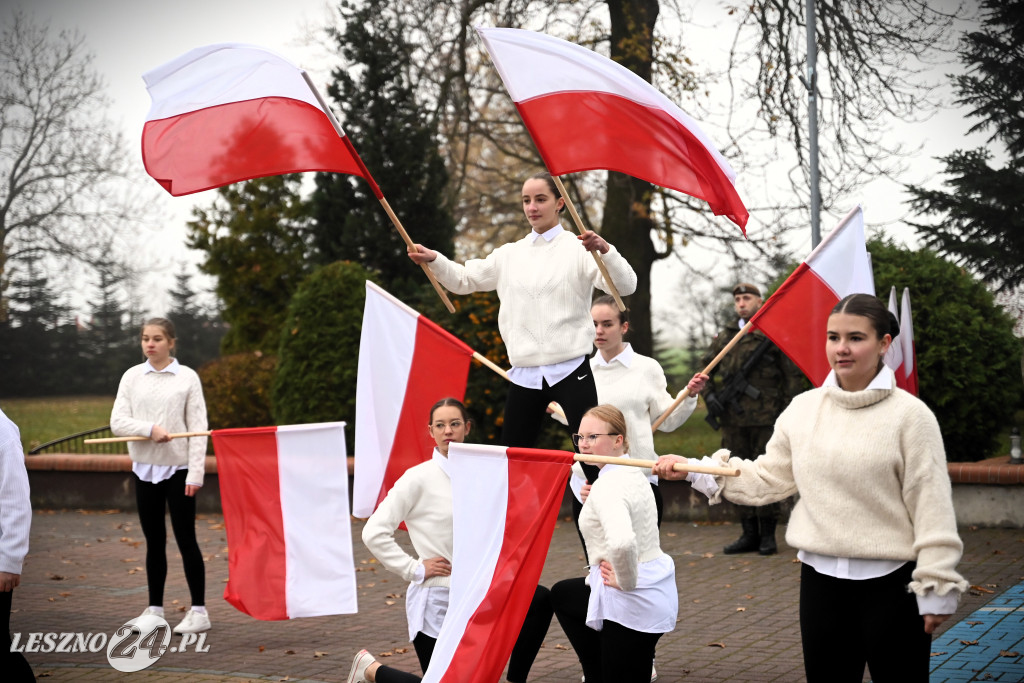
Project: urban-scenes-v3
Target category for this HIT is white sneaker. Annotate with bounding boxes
[173,609,211,633]
[651,662,658,682]
[347,649,376,683]
[137,607,163,619]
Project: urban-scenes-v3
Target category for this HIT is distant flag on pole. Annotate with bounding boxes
[883,286,905,377]
[475,27,748,231]
[749,207,875,385]
[142,43,380,197]
[352,282,474,518]
[213,422,357,620]
[900,288,920,396]
[422,443,573,683]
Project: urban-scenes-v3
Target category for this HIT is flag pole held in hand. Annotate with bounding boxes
[85,431,211,444]
[574,453,740,477]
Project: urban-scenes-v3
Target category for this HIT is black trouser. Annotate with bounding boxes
[551,577,661,683]
[1,590,35,682]
[722,425,780,520]
[502,358,598,458]
[800,562,931,682]
[376,585,552,683]
[135,469,205,606]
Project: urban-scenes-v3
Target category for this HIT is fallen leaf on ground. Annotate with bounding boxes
[384,600,396,606]
[967,621,982,625]
[708,642,726,648]
[999,650,1020,658]
[930,652,947,657]
[313,651,329,659]
[959,640,979,646]
[554,644,568,650]
[48,574,65,581]
[259,645,266,653]
[735,607,746,612]
[970,585,995,594]
[284,650,296,655]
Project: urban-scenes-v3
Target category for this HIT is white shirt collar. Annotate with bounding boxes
[823,364,893,390]
[597,454,632,477]
[145,358,180,375]
[526,225,564,243]
[593,342,634,368]
[432,447,450,476]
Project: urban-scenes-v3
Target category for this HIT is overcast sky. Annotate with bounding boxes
[4,0,987,338]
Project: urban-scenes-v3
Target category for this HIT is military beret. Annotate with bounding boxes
[732,283,761,297]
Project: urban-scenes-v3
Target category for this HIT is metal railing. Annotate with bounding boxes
[28,426,128,455]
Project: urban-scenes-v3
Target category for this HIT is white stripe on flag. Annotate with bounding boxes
[352,282,420,517]
[422,443,509,683]
[806,206,875,297]
[278,422,357,617]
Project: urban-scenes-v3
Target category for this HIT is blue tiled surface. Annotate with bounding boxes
[930,582,1024,681]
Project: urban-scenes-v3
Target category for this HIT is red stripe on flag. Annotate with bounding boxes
[750,263,838,385]
[142,97,365,196]
[440,448,572,682]
[376,316,474,509]
[515,92,747,230]
[213,426,290,620]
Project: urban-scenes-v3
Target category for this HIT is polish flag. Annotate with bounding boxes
[900,288,920,396]
[212,422,357,620]
[883,286,905,377]
[750,206,875,385]
[475,27,748,231]
[352,282,475,518]
[423,443,574,683]
[142,43,379,197]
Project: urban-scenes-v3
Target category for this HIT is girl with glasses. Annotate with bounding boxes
[348,398,551,683]
[551,405,676,683]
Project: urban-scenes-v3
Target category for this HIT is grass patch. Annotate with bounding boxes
[0,396,115,452]
[652,403,722,457]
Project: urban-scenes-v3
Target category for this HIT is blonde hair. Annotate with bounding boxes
[583,404,630,453]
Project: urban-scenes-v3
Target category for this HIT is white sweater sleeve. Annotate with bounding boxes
[184,371,208,487]
[0,420,31,574]
[648,363,697,433]
[583,244,637,297]
[362,475,421,583]
[110,369,153,437]
[427,250,501,295]
[590,482,640,592]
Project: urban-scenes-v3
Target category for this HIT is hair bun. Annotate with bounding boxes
[887,311,900,338]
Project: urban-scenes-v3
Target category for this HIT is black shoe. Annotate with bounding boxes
[758,518,778,555]
[723,517,759,554]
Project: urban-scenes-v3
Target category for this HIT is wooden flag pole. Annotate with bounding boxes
[574,453,740,477]
[301,72,455,313]
[650,320,754,431]
[551,175,626,312]
[85,431,211,444]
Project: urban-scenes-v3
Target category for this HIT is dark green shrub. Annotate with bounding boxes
[197,352,278,430]
[272,261,377,432]
[869,238,1022,462]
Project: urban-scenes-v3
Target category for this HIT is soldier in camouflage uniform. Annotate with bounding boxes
[701,283,804,555]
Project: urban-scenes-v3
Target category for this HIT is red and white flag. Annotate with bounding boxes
[476,27,748,231]
[142,43,379,197]
[212,422,357,620]
[900,288,920,396]
[352,282,475,518]
[750,206,875,385]
[423,443,574,683]
[883,286,905,376]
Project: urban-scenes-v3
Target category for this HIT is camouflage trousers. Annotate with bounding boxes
[722,425,781,521]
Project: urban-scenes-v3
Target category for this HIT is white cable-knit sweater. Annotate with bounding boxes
[428,229,637,368]
[591,347,697,462]
[110,362,208,486]
[579,461,664,592]
[712,369,968,599]
[362,454,453,589]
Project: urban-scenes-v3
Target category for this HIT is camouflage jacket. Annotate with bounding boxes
[701,325,805,428]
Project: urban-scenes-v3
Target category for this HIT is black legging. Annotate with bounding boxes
[1,590,35,682]
[134,469,205,606]
[551,577,661,683]
[375,586,553,683]
[800,562,931,683]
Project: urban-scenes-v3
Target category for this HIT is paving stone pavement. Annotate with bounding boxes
[10,509,1024,682]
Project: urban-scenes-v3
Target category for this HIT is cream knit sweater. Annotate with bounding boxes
[362,455,453,589]
[428,229,637,368]
[712,371,968,599]
[110,362,208,486]
[579,461,663,592]
[591,348,697,462]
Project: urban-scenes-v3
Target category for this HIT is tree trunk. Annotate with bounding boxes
[602,0,661,356]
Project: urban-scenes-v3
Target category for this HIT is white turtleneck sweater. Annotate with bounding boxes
[427,228,637,369]
[711,366,967,603]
